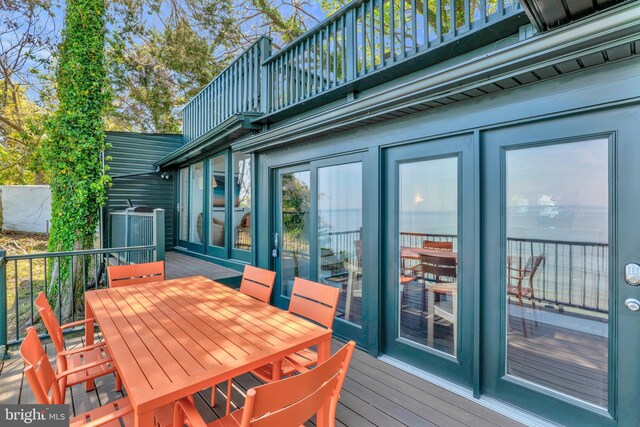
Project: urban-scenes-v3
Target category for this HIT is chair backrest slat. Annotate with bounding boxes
[288,277,340,328]
[422,240,453,251]
[108,261,165,288]
[20,327,63,405]
[242,341,355,427]
[420,254,457,282]
[34,292,65,352]
[239,265,276,303]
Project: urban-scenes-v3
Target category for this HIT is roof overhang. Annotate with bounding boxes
[156,113,260,168]
[519,0,627,32]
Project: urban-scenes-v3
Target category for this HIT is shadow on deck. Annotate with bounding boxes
[0,333,523,427]
[164,251,241,284]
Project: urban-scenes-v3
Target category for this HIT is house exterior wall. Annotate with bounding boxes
[255,54,640,282]
[105,132,182,249]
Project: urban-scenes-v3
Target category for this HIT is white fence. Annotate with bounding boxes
[0,185,51,233]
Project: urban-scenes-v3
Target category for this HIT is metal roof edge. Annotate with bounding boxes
[156,113,260,167]
[233,2,640,152]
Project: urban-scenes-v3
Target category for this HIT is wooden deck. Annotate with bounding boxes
[0,333,523,427]
[164,251,240,282]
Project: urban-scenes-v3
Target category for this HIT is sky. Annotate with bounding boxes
[5,0,328,102]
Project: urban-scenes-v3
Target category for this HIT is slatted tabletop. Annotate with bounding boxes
[401,247,458,260]
[84,276,332,426]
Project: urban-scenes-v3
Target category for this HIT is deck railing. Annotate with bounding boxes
[182,37,272,143]
[182,1,523,140]
[264,0,521,113]
[108,208,165,263]
[0,245,160,346]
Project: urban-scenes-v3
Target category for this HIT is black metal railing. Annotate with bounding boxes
[0,245,159,346]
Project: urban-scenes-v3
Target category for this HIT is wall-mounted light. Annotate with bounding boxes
[160,172,172,180]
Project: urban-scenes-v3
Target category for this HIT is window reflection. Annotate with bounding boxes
[189,162,204,244]
[210,155,226,247]
[505,139,609,407]
[318,162,363,325]
[179,167,188,241]
[398,157,458,356]
[280,171,311,296]
[233,152,252,250]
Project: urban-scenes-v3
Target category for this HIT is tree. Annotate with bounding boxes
[0,0,55,184]
[43,0,109,320]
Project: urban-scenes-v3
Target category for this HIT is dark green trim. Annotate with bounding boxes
[157,113,260,167]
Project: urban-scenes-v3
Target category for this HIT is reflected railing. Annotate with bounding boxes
[400,231,609,313]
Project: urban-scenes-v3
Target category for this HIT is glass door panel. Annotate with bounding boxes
[481,109,640,425]
[318,162,363,326]
[279,170,311,298]
[233,152,252,259]
[504,140,609,407]
[188,161,204,250]
[179,167,189,243]
[399,157,458,356]
[384,135,473,386]
[210,155,226,249]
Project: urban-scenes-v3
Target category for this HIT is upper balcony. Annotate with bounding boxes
[182,0,527,144]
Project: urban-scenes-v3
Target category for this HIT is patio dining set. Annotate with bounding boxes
[19,261,355,427]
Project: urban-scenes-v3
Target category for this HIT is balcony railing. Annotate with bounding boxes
[182,37,272,143]
[0,245,160,346]
[182,0,524,142]
[264,0,522,113]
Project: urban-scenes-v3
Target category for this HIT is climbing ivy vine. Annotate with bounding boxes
[43,0,110,319]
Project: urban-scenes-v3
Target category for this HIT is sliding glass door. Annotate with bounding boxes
[177,163,205,253]
[272,153,369,345]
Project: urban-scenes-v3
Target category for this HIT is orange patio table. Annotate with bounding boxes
[84,276,332,427]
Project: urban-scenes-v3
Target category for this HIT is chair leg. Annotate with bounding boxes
[211,385,216,406]
[115,372,122,392]
[225,379,232,415]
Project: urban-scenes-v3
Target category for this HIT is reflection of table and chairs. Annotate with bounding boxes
[507,255,545,337]
[401,242,458,353]
[343,240,362,322]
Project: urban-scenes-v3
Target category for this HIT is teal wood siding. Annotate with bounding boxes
[105,132,182,249]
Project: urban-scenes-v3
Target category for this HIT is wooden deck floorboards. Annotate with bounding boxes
[0,334,522,427]
[0,254,524,426]
[164,251,240,282]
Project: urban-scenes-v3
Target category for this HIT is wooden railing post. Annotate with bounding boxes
[345,9,357,82]
[0,249,6,346]
[153,208,165,262]
[260,37,273,114]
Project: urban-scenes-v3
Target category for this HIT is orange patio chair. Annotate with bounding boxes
[108,260,165,288]
[34,292,121,392]
[20,327,133,426]
[239,265,277,303]
[253,277,340,383]
[178,341,355,427]
[211,265,276,412]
